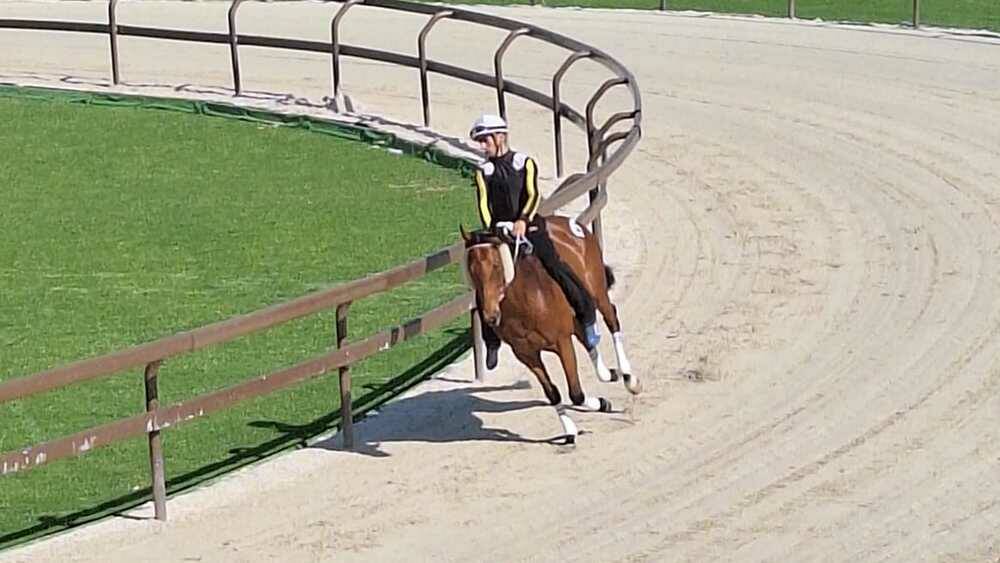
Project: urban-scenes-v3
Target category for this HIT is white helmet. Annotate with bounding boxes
[469,114,508,140]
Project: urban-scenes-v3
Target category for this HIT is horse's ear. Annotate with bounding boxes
[459,224,471,243]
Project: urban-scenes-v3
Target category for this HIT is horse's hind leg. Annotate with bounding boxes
[587,344,615,384]
[594,277,622,334]
[595,297,641,395]
[579,267,615,384]
[557,337,612,415]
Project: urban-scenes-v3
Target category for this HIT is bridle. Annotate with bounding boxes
[465,240,514,310]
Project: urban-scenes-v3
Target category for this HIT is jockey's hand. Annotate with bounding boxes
[513,219,528,238]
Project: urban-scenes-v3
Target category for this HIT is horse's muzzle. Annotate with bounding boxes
[484,311,502,328]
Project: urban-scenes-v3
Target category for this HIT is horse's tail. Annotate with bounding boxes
[604,264,616,289]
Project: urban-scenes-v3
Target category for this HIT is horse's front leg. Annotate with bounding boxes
[512,348,581,444]
[512,348,561,406]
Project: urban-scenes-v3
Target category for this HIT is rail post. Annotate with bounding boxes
[471,308,486,382]
[493,28,530,121]
[108,0,121,85]
[417,10,453,127]
[335,303,354,449]
[551,51,591,178]
[228,0,249,96]
[143,360,167,521]
[331,0,364,99]
[585,77,629,248]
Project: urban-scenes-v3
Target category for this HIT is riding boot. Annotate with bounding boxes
[486,346,499,370]
[481,315,502,370]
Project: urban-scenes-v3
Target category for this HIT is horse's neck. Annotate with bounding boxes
[505,256,554,304]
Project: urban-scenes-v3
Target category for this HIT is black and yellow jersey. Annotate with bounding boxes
[473,151,540,229]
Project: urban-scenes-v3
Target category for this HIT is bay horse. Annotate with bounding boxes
[461,215,641,444]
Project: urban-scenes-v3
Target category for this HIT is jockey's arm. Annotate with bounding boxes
[518,156,540,224]
[473,168,492,229]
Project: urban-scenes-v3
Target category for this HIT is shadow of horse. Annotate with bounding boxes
[252,381,561,458]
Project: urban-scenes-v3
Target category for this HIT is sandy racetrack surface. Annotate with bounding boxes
[2,1,1000,561]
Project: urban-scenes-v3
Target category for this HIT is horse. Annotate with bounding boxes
[461,215,640,444]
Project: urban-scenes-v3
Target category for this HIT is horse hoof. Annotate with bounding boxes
[609,368,621,383]
[623,373,643,395]
[599,397,612,413]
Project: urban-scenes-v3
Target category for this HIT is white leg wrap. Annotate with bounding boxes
[558,409,579,437]
[583,396,602,411]
[613,332,633,375]
[589,347,614,383]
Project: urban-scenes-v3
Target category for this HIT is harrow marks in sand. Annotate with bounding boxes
[2,2,999,562]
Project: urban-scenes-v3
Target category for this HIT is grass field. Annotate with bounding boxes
[0,93,478,548]
[444,0,1000,31]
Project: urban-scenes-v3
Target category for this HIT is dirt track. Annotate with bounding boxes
[3,1,1000,561]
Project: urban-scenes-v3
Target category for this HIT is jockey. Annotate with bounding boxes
[469,113,601,370]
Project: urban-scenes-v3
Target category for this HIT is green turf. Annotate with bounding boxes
[0,93,478,549]
[439,0,1000,31]
[792,0,998,30]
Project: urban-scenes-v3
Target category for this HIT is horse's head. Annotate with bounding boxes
[461,225,514,327]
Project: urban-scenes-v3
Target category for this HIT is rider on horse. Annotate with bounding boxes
[468,113,601,369]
